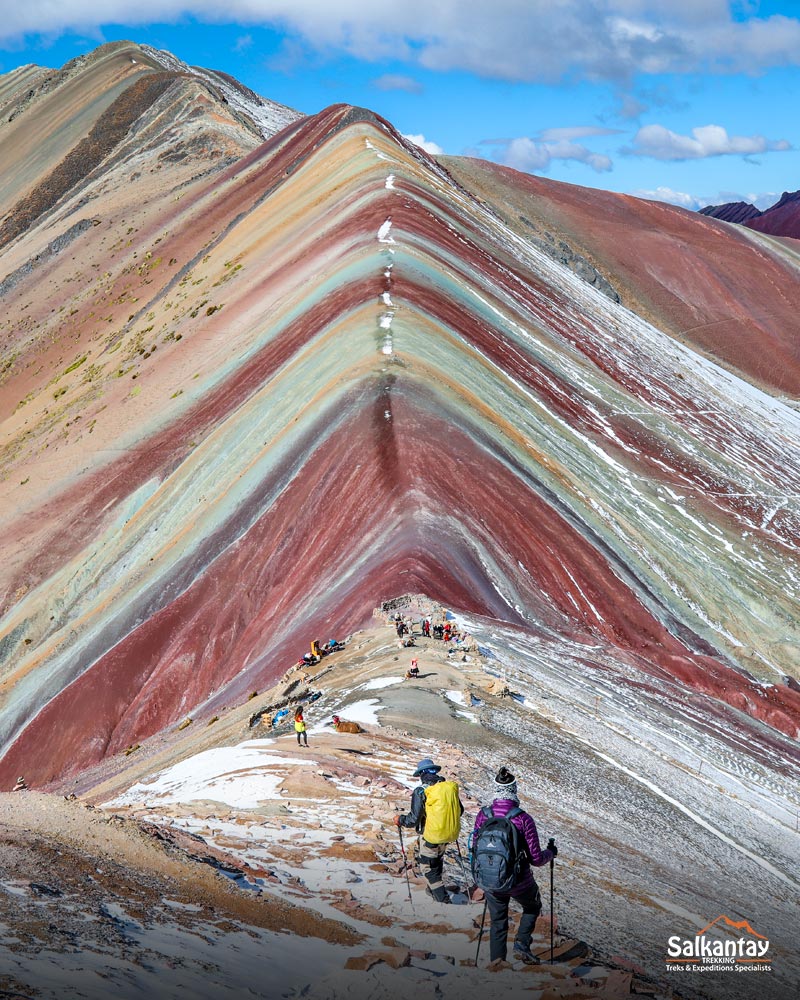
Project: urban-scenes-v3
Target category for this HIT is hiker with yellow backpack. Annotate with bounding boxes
[394,758,463,904]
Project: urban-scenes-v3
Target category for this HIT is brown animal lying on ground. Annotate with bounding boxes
[331,715,365,734]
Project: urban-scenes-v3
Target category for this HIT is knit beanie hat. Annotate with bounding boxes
[495,766,518,800]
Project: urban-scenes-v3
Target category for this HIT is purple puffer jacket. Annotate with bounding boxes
[473,798,553,894]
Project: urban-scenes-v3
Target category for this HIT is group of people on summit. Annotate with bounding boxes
[395,757,556,965]
[394,613,469,646]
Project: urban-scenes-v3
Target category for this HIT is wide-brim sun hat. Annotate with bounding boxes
[412,758,441,776]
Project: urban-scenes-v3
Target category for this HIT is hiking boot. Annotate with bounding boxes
[512,947,540,965]
[426,890,451,904]
[425,887,451,904]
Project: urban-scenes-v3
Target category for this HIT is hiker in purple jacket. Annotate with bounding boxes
[473,767,556,965]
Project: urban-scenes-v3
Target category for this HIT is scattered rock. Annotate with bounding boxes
[29,882,61,897]
[610,955,647,976]
[344,947,411,971]
[330,898,394,927]
[344,954,382,972]
[601,970,634,996]
[379,946,412,969]
[321,842,377,862]
[539,987,604,1000]
[487,958,511,972]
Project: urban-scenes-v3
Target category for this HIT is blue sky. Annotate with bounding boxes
[1,2,799,211]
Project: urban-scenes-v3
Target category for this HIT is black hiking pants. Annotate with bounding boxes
[486,881,542,961]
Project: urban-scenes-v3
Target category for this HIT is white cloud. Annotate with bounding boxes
[750,191,780,211]
[616,93,649,119]
[630,187,782,212]
[627,123,792,160]
[403,133,444,155]
[496,136,613,174]
[538,126,621,141]
[372,73,423,94]
[630,186,704,209]
[5,2,800,84]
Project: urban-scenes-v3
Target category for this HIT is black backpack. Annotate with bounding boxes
[471,806,526,892]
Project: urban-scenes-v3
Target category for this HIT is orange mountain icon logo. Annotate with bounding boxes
[697,915,767,939]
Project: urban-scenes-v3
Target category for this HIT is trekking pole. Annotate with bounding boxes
[455,839,469,886]
[475,898,488,965]
[547,838,556,964]
[397,825,414,908]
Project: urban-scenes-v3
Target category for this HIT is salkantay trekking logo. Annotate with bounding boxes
[666,915,771,974]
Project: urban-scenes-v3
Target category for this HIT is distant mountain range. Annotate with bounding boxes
[700,190,800,239]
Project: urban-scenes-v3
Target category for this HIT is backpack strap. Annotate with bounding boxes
[504,807,529,861]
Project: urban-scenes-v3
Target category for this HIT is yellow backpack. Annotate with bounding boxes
[423,780,461,843]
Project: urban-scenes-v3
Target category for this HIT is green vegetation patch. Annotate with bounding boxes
[63,354,88,375]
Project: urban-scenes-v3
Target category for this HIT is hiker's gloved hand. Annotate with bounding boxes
[547,838,558,858]
[393,815,402,827]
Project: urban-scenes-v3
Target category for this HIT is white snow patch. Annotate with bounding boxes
[340,699,384,725]
[161,898,202,912]
[142,45,300,139]
[105,746,314,808]
[2,909,348,999]
[649,897,708,928]
[0,881,28,898]
[360,676,405,690]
